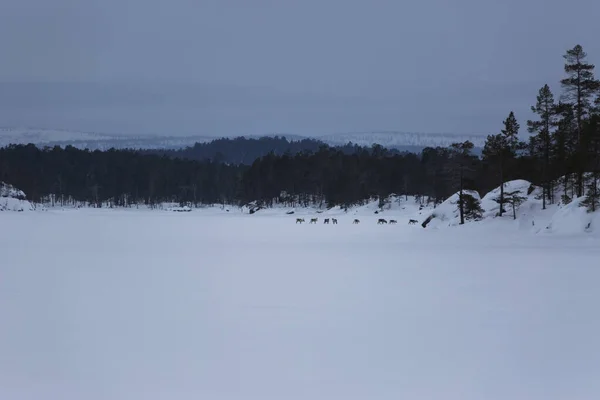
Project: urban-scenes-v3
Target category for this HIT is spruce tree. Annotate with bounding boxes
[527,85,557,209]
[560,45,600,197]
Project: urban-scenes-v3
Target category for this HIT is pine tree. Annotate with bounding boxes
[527,84,557,209]
[560,45,600,197]
[504,190,528,220]
[483,112,523,217]
[552,102,577,203]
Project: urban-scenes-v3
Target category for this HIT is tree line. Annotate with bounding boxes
[0,141,523,210]
[0,45,599,214]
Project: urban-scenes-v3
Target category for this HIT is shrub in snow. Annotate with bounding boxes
[462,193,484,221]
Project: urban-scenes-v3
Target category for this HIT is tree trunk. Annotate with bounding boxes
[592,181,596,212]
[576,68,584,198]
[459,166,464,225]
[499,166,504,217]
[542,184,546,210]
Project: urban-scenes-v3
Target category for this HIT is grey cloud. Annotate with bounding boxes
[0,0,599,136]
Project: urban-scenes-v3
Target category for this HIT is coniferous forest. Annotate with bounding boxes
[1,45,600,211]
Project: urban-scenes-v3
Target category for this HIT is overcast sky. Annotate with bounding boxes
[1,0,599,136]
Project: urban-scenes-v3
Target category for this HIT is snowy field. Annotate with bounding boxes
[1,209,600,400]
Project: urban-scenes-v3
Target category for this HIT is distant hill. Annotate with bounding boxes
[0,128,485,156]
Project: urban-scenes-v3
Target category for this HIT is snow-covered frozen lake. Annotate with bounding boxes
[1,209,599,400]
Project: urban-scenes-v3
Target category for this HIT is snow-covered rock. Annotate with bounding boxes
[543,197,599,235]
[481,179,540,218]
[0,182,34,212]
[421,190,481,228]
[166,206,192,212]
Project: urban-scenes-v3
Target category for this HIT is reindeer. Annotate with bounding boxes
[310,218,318,224]
[324,218,330,224]
[296,218,305,224]
[332,218,338,224]
[408,219,418,225]
[377,218,388,224]
[389,220,397,224]
[353,219,360,224]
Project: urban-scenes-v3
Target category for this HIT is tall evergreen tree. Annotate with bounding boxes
[560,44,600,197]
[483,112,522,217]
[527,84,557,209]
[552,102,577,202]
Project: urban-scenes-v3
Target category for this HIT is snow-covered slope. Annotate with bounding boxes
[1,127,487,152]
[0,182,33,211]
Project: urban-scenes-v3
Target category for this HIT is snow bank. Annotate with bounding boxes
[0,182,34,212]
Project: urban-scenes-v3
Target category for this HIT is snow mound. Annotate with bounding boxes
[0,182,34,212]
[544,197,599,235]
[422,190,481,228]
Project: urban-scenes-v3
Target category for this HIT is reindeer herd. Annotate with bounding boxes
[296,217,419,225]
